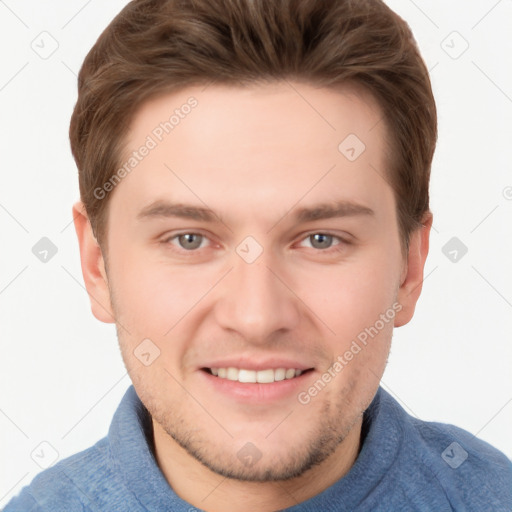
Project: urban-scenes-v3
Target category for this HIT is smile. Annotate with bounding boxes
[205,367,307,383]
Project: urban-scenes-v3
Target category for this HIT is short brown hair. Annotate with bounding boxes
[69,0,437,251]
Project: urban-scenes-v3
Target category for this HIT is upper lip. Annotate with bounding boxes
[200,357,314,372]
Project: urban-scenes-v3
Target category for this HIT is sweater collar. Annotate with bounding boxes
[109,385,403,511]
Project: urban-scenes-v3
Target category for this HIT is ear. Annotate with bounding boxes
[394,212,433,327]
[72,201,115,323]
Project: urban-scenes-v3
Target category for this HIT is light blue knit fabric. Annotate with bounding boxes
[4,385,512,511]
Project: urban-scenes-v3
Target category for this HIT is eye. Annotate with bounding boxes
[165,232,210,251]
[298,233,345,252]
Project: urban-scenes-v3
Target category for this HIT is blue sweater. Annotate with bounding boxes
[4,386,511,511]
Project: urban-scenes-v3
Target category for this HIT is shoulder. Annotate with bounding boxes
[2,437,135,512]
[408,414,512,510]
[371,389,512,510]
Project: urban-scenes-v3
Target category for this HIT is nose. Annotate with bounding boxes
[213,250,301,345]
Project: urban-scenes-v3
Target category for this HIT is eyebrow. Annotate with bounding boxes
[136,199,374,224]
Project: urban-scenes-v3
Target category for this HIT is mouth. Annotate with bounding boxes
[202,367,313,383]
[198,357,316,403]
[202,366,313,384]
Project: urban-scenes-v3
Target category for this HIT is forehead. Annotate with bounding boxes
[127,81,386,157]
[113,81,393,228]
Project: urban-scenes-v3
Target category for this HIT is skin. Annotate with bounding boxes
[73,81,431,511]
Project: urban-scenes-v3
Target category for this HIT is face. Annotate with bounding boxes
[76,81,428,482]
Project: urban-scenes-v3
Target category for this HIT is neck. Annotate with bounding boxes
[152,416,362,512]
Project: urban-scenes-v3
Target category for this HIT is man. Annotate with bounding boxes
[5,0,511,510]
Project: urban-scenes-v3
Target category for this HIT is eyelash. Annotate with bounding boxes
[161,231,349,255]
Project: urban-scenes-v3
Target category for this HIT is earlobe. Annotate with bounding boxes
[72,201,115,324]
[394,212,433,327]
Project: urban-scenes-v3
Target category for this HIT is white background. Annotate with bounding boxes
[1,0,511,506]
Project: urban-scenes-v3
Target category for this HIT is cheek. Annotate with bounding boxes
[298,252,400,338]
[108,249,210,331]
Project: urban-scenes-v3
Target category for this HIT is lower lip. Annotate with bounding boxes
[199,370,314,404]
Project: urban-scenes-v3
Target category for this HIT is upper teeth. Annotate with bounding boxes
[211,367,303,383]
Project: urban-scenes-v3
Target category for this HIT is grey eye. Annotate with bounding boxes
[309,233,334,250]
[177,233,204,250]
